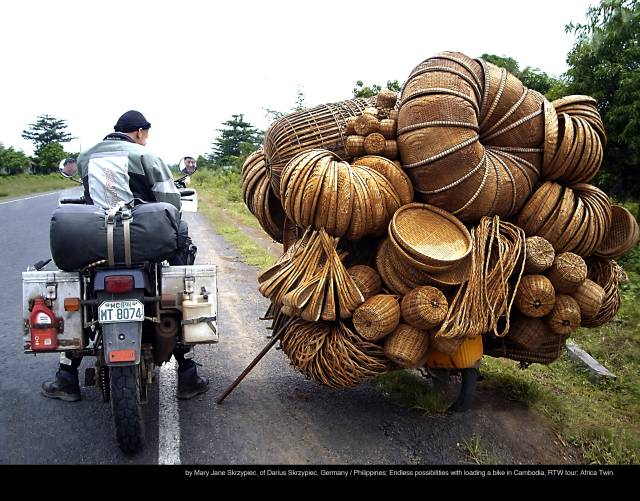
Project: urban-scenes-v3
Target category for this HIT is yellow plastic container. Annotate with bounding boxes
[425,335,483,369]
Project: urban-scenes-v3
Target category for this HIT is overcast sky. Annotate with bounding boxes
[0,0,593,163]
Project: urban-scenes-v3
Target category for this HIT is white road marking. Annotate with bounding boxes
[158,358,181,465]
[0,191,60,205]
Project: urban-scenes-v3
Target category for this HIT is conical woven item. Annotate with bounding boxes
[401,286,449,330]
[354,113,380,136]
[353,294,401,341]
[390,203,473,270]
[514,275,556,318]
[345,135,365,157]
[364,133,386,155]
[379,119,397,139]
[383,323,430,368]
[546,252,587,294]
[347,265,382,301]
[524,236,555,274]
[594,205,640,259]
[506,313,554,351]
[545,294,581,335]
[264,97,374,197]
[571,278,605,320]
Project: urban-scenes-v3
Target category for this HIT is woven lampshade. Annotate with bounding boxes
[353,294,401,341]
[544,295,581,335]
[384,324,430,368]
[401,286,448,330]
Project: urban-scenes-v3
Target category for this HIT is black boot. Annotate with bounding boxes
[41,368,81,402]
[177,365,209,400]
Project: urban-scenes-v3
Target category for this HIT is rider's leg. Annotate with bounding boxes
[173,345,209,399]
[41,353,82,402]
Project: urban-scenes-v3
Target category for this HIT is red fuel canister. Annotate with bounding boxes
[30,297,58,351]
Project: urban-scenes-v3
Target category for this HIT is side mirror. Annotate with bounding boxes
[59,158,78,178]
[179,156,197,175]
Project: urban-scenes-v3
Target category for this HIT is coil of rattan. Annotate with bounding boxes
[383,323,430,369]
[515,275,556,318]
[281,318,391,389]
[401,286,449,330]
[353,294,401,341]
[544,294,581,335]
[546,252,587,294]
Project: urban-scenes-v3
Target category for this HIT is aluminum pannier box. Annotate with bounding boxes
[160,264,218,344]
[22,270,85,353]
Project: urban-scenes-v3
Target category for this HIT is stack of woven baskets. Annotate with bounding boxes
[239,50,638,389]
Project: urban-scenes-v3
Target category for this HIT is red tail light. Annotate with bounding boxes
[105,275,135,293]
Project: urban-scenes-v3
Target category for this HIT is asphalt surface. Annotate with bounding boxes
[0,188,575,465]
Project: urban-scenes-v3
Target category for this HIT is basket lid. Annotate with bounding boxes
[390,203,472,266]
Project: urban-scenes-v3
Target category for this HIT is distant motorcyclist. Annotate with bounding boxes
[41,110,209,402]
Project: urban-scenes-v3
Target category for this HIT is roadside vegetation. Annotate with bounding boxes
[0,173,72,198]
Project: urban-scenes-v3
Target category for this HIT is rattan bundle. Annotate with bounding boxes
[594,205,640,259]
[281,319,391,389]
[546,252,587,294]
[397,51,542,223]
[524,236,555,274]
[264,97,374,196]
[545,294,581,335]
[435,216,526,341]
[571,278,605,320]
[383,323,430,368]
[279,149,404,240]
[515,275,556,318]
[347,265,382,300]
[505,313,554,351]
[353,294,401,341]
[389,203,473,273]
[401,286,448,330]
[582,257,627,327]
[258,229,364,321]
[241,149,286,242]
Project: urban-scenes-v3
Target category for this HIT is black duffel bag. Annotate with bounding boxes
[50,202,181,271]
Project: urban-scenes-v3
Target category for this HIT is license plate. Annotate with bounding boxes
[98,300,144,323]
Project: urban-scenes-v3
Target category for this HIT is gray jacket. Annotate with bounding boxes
[78,133,181,210]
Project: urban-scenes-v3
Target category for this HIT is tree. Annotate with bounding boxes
[480,53,568,99]
[209,114,262,170]
[0,143,31,175]
[22,114,74,156]
[564,0,640,198]
[36,142,66,174]
[264,86,307,123]
[353,80,402,98]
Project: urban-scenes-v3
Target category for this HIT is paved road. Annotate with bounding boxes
[0,189,575,465]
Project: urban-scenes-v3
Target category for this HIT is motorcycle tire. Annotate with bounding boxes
[448,368,478,413]
[110,365,144,454]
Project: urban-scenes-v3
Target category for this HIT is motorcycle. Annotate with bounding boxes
[21,156,217,454]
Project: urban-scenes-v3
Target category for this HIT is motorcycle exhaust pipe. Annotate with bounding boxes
[154,315,179,365]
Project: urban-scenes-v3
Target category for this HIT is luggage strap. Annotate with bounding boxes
[105,202,133,267]
[182,316,217,334]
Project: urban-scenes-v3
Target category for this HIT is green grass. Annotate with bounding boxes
[462,435,501,465]
[195,171,276,269]
[0,173,72,198]
[480,295,640,464]
[374,370,451,414]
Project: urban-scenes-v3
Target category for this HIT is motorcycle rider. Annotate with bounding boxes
[42,110,209,401]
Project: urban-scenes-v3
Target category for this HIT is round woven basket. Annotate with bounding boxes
[345,135,365,157]
[524,236,555,274]
[544,294,581,335]
[379,119,397,139]
[582,257,625,327]
[572,278,605,320]
[390,203,473,271]
[347,265,382,300]
[515,275,556,318]
[352,156,414,205]
[594,205,640,259]
[546,252,587,294]
[355,113,380,136]
[383,324,430,369]
[401,286,449,330]
[384,140,398,160]
[377,89,398,109]
[353,294,401,341]
[506,313,554,352]
[364,133,386,155]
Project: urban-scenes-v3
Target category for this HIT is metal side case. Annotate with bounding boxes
[160,264,218,344]
[22,270,85,353]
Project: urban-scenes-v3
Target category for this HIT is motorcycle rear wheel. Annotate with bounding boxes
[110,365,144,454]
